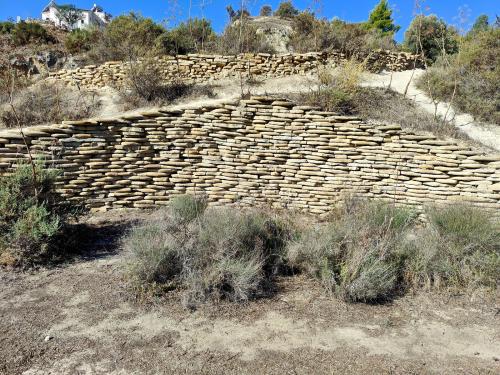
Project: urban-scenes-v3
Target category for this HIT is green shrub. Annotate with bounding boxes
[289,14,396,54]
[287,199,416,302]
[158,18,216,55]
[0,162,65,266]
[65,28,99,54]
[11,21,53,46]
[125,195,293,308]
[88,13,165,62]
[0,21,15,34]
[364,0,400,36]
[403,15,459,62]
[274,1,299,18]
[405,204,499,290]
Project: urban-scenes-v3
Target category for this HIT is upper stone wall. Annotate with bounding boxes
[48,50,424,89]
[0,97,498,214]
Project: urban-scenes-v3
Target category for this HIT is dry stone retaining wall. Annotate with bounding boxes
[0,96,499,214]
[48,50,423,89]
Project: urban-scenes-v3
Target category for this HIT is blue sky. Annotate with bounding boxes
[0,1,497,41]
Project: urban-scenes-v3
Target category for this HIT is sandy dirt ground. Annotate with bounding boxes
[363,69,500,151]
[1,212,499,375]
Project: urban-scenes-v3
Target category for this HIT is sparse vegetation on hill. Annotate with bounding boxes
[10,21,55,46]
[288,12,397,54]
[0,81,99,128]
[416,26,500,124]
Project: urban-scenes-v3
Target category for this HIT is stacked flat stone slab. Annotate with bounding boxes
[1,96,498,214]
[48,50,423,90]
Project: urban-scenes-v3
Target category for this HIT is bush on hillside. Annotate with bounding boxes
[64,28,99,54]
[289,15,396,55]
[293,58,365,113]
[274,1,299,19]
[260,5,273,17]
[88,13,165,62]
[0,21,15,34]
[125,195,293,308]
[0,82,99,128]
[216,21,275,55]
[11,21,54,46]
[158,18,216,55]
[0,162,67,266]
[288,199,498,299]
[330,19,396,55]
[416,28,500,124]
[287,199,416,302]
[403,15,459,62]
[119,58,195,108]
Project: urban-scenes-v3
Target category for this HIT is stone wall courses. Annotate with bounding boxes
[0,96,498,214]
[48,50,424,89]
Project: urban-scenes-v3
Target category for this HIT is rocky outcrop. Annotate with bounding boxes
[48,51,424,89]
[0,97,498,214]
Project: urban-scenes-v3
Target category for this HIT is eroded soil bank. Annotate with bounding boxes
[1,212,499,375]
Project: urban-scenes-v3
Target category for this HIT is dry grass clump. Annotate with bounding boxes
[294,60,471,142]
[288,199,499,300]
[296,59,365,113]
[287,199,416,302]
[0,82,99,128]
[119,59,215,109]
[124,195,293,309]
[353,88,471,141]
[406,204,499,290]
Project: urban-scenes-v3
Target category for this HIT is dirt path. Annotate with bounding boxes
[363,70,500,151]
[1,213,499,375]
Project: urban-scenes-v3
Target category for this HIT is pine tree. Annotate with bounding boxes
[365,0,400,35]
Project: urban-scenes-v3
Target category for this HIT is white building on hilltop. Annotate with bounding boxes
[41,1,111,30]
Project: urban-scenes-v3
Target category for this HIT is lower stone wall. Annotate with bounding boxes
[0,97,499,214]
[48,50,423,89]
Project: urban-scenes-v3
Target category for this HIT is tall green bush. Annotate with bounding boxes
[65,28,99,54]
[88,13,165,62]
[0,162,64,266]
[364,0,400,36]
[403,15,459,62]
[158,18,216,55]
[11,22,53,46]
[274,1,299,18]
[0,21,15,34]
